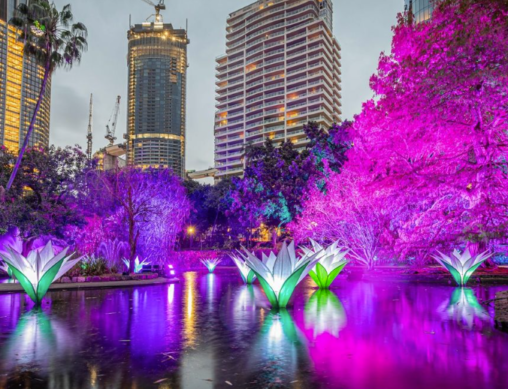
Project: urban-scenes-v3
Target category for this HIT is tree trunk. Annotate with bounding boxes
[272,227,278,250]
[6,58,51,190]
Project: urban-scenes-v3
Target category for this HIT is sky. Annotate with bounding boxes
[49,0,403,172]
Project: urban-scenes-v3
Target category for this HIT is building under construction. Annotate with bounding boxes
[126,0,190,177]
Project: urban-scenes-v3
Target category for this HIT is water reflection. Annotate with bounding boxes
[304,290,347,338]
[0,277,507,388]
[439,287,490,329]
[246,309,309,387]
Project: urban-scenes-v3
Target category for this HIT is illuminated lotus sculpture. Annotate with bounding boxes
[230,252,256,284]
[432,249,493,286]
[201,258,221,273]
[302,240,349,289]
[122,257,150,274]
[242,242,321,309]
[0,242,81,305]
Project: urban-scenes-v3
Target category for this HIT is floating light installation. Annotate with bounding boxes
[122,257,150,274]
[302,240,349,289]
[242,242,321,309]
[432,249,493,286]
[201,258,221,273]
[0,242,81,305]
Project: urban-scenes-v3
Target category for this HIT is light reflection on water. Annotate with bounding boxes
[0,272,507,388]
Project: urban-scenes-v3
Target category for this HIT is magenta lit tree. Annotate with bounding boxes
[293,0,508,265]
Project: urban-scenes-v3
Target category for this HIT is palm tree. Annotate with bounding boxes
[5,1,88,190]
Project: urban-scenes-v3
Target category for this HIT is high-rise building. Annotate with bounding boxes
[127,16,189,178]
[0,0,51,154]
[214,0,342,181]
[404,0,435,23]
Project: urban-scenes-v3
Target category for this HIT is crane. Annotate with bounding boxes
[142,0,166,23]
[86,94,93,160]
[105,96,121,146]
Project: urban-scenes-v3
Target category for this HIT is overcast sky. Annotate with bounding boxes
[49,0,403,172]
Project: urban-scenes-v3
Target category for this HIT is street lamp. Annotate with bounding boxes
[187,226,195,249]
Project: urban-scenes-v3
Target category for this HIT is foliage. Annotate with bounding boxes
[80,255,109,277]
[183,178,235,247]
[293,0,508,266]
[0,146,93,240]
[228,122,350,246]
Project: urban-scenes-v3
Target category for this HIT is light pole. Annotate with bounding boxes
[188,226,195,249]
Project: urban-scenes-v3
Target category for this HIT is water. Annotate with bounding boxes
[0,271,507,389]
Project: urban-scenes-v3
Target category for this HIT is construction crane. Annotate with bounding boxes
[105,96,121,146]
[142,0,166,23]
[86,94,93,160]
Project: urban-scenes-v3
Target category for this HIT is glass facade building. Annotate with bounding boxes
[214,0,342,180]
[404,0,434,23]
[0,0,51,154]
[127,20,189,178]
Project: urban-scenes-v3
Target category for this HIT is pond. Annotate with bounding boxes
[0,271,507,389]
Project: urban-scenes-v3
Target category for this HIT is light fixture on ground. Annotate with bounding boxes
[242,242,321,309]
[123,257,150,274]
[302,240,349,289]
[230,252,256,284]
[433,249,493,286]
[0,242,82,305]
[201,258,221,273]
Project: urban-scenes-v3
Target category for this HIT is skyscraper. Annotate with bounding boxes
[127,14,189,178]
[0,0,51,154]
[404,0,435,23]
[214,0,342,181]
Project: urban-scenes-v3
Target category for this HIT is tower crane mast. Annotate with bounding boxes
[105,96,121,146]
[86,94,93,160]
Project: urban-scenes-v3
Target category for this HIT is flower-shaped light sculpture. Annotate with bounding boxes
[0,242,81,305]
[433,249,493,286]
[201,258,221,273]
[243,242,321,309]
[301,240,349,289]
[122,257,150,274]
[230,252,257,284]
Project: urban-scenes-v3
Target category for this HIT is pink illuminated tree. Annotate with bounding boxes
[294,0,508,265]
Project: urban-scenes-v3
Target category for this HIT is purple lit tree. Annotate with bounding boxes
[100,167,190,272]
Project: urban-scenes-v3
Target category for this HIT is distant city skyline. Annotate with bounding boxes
[47,0,403,176]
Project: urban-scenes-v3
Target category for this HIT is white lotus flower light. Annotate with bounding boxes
[0,242,81,305]
[433,249,493,286]
[230,252,256,284]
[242,242,321,309]
[122,257,150,274]
[301,240,349,289]
[201,258,221,273]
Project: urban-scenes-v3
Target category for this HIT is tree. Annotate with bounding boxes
[6,1,87,190]
[353,0,508,262]
[0,145,94,239]
[101,168,189,272]
[184,178,234,248]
